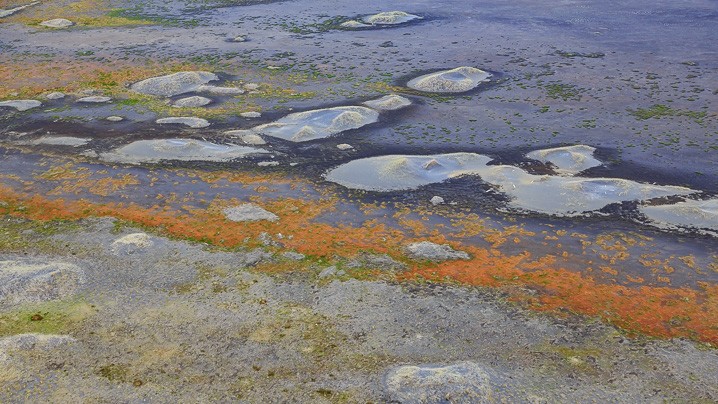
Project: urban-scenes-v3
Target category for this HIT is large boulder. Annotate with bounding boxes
[130,71,219,97]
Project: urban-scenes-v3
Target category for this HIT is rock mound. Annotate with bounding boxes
[99,139,269,164]
[241,106,379,142]
[363,11,422,25]
[527,145,601,175]
[640,198,718,236]
[406,241,470,261]
[0,260,85,307]
[112,233,154,255]
[408,67,492,93]
[130,71,219,97]
[223,204,279,222]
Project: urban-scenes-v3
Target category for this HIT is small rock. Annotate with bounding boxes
[363,11,422,25]
[106,116,124,122]
[77,96,112,103]
[172,96,212,108]
[258,232,280,247]
[156,117,210,128]
[258,161,280,167]
[336,143,354,150]
[130,71,219,97]
[281,251,305,261]
[318,266,337,278]
[39,18,74,28]
[243,83,259,91]
[240,111,262,118]
[363,94,412,111]
[45,92,65,100]
[0,100,41,111]
[223,204,279,222]
[405,241,470,261]
[232,35,247,42]
[378,41,395,48]
[430,196,445,205]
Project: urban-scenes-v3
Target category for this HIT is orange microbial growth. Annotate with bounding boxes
[0,180,716,345]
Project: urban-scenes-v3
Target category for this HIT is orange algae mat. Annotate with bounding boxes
[1,177,716,346]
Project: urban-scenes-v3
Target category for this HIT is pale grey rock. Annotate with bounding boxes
[241,106,379,142]
[363,11,422,25]
[106,115,124,122]
[258,161,280,167]
[406,241,470,261]
[281,251,306,261]
[640,198,718,236]
[430,196,445,205]
[336,143,353,150]
[0,2,39,18]
[240,111,261,118]
[340,20,370,29]
[363,94,412,111]
[196,85,244,95]
[172,96,212,108]
[0,99,41,111]
[243,83,259,91]
[408,67,492,93]
[130,71,219,97]
[318,266,338,278]
[45,92,65,100]
[0,260,85,307]
[527,145,601,175]
[77,96,111,103]
[100,139,269,164]
[156,117,210,128]
[240,133,266,145]
[39,18,74,28]
[232,35,247,42]
[385,362,496,403]
[223,204,279,222]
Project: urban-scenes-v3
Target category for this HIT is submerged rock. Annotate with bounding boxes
[223,204,279,222]
[106,115,124,122]
[26,136,91,147]
[77,96,111,103]
[99,139,269,164]
[240,106,379,142]
[130,71,219,97]
[172,96,212,108]
[326,153,696,216]
[363,11,422,25]
[385,362,496,403]
[0,2,39,18]
[325,153,493,191]
[407,67,492,93]
[406,241,470,261]
[156,117,210,128]
[640,198,718,236]
[0,260,85,307]
[240,111,262,118]
[527,145,601,175]
[232,35,247,42]
[363,94,411,111]
[39,18,74,28]
[0,100,41,111]
[45,92,65,100]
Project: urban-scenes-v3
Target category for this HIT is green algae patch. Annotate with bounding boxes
[0,300,96,337]
[629,104,707,122]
